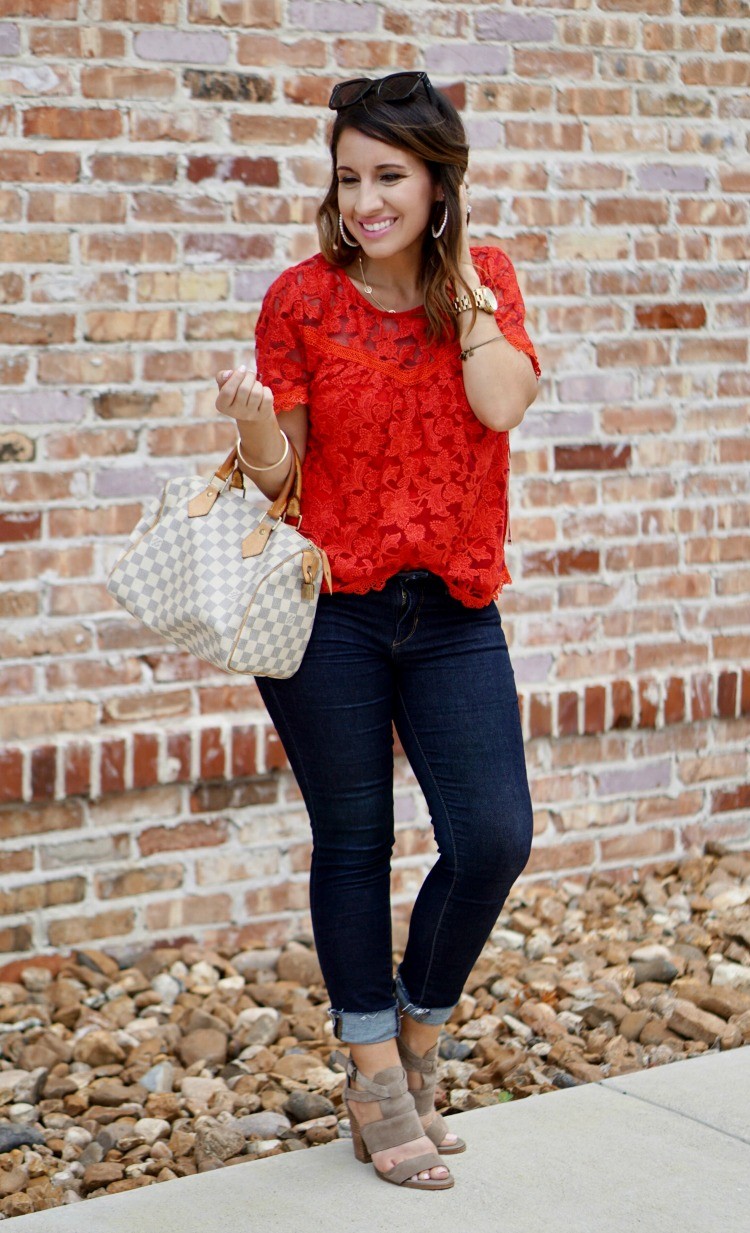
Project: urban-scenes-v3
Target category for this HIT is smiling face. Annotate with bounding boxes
[335,128,441,261]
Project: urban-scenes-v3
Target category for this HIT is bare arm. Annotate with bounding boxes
[215,367,308,501]
[456,185,540,433]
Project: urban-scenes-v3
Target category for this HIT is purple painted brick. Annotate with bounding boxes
[520,411,595,440]
[465,118,503,149]
[512,653,554,685]
[0,392,87,425]
[236,269,286,301]
[476,13,555,43]
[134,30,229,65]
[558,374,634,404]
[597,761,671,796]
[425,44,509,76]
[637,164,708,191]
[94,463,185,499]
[0,24,21,55]
[288,0,377,33]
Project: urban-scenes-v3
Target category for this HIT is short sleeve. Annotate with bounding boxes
[254,268,311,412]
[475,246,541,381]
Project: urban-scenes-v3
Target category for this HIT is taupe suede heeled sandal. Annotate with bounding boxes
[396,1036,467,1155]
[333,1049,454,1190]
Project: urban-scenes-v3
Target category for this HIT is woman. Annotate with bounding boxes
[215,72,541,1191]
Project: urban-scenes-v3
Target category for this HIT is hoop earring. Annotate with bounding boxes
[338,213,359,248]
[431,202,448,239]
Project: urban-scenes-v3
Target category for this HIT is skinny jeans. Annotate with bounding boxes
[254,570,534,1045]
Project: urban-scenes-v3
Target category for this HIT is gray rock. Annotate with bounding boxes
[438,1036,474,1062]
[284,1090,335,1124]
[139,1061,175,1093]
[0,1124,46,1152]
[151,973,182,1007]
[231,948,282,976]
[632,957,679,985]
[236,1110,291,1138]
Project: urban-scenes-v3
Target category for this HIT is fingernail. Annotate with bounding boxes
[238,364,247,372]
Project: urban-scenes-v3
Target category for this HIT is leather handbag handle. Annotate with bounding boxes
[189,440,302,521]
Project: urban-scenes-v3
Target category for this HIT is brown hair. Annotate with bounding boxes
[317,85,477,342]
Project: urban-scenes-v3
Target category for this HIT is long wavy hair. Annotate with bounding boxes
[317,84,476,343]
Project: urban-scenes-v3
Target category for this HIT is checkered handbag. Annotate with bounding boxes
[105,443,332,677]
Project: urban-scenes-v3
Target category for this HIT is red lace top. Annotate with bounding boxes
[254,245,541,608]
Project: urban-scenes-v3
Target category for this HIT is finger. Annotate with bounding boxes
[216,369,232,386]
[216,366,250,411]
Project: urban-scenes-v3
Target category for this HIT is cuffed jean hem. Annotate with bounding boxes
[327,1003,401,1045]
[394,968,455,1026]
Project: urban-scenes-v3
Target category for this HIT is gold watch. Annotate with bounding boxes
[452,285,498,314]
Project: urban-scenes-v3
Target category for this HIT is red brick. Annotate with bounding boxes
[635,303,707,329]
[23,107,123,140]
[711,783,750,815]
[64,743,91,797]
[638,678,659,729]
[611,680,633,729]
[138,819,228,857]
[0,749,23,803]
[265,730,288,771]
[529,694,552,738]
[664,677,685,726]
[100,739,126,796]
[47,908,135,947]
[200,728,226,781]
[166,732,192,783]
[186,155,279,186]
[231,726,257,778]
[133,733,159,789]
[555,443,631,471]
[0,799,83,841]
[0,151,79,182]
[30,745,57,800]
[690,673,712,722]
[0,925,33,954]
[0,511,41,543]
[584,685,606,735]
[558,691,579,736]
[741,670,750,716]
[717,671,738,719]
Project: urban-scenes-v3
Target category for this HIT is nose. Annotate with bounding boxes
[355,179,384,217]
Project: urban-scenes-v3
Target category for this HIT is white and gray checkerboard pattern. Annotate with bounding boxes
[106,476,324,677]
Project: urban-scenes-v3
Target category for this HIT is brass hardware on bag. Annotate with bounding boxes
[242,516,279,558]
[301,549,318,600]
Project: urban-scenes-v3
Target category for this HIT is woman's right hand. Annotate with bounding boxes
[215,367,275,425]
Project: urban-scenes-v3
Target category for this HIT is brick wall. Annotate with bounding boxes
[0,1,748,963]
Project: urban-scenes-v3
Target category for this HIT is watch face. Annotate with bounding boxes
[482,287,498,312]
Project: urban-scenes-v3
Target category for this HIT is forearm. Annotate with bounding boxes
[235,415,293,501]
[458,264,538,433]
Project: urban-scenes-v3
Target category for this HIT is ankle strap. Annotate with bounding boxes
[397,1037,439,1073]
[332,1049,408,1102]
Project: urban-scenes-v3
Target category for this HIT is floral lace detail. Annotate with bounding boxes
[254,247,541,608]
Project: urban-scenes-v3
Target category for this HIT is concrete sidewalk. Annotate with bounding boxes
[11,1046,749,1233]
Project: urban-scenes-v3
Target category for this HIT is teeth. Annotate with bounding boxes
[361,219,395,233]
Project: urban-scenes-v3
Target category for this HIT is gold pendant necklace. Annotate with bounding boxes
[358,256,397,314]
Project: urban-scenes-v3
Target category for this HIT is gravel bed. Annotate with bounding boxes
[0,840,748,1217]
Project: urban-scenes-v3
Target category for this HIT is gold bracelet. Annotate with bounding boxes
[460,335,504,361]
[236,430,289,472]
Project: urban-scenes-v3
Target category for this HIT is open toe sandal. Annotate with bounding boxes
[333,1049,454,1190]
[396,1035,467,1155]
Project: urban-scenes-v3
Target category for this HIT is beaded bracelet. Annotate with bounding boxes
[236,430,289,472]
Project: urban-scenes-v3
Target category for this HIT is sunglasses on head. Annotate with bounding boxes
[328,71,437,111]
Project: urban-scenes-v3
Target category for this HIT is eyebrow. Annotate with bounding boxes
[336,162,408,172]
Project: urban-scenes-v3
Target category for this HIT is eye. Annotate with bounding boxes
[381,173,402,183]
[337,176,357,186]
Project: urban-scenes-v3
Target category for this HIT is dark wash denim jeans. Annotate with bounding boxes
[255,570,534,1045]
